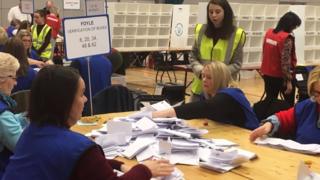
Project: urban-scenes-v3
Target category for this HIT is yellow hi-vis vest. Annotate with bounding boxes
[191,24,245,95]
[31,24,52,60]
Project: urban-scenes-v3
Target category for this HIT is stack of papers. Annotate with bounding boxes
[171,139,199,153]
[199,147,256,173]
[122,135,156,159]
[254,137,320,155]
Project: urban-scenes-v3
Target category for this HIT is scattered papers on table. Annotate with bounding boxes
[199,147,256,173]
[255,137,320,155]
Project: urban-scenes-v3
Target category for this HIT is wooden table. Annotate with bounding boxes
[72,113,320,180]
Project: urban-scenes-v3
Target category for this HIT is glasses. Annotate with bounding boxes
[311,90,320,98]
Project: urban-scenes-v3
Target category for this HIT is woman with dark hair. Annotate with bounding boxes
[3,65,174,180]
[260,12,301,106]
[189,0,246,102]
[3,38,37,93]
[18,20,31,32]
[31,9,52,62]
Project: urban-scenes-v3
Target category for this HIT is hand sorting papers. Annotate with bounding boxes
[254,137,320,155]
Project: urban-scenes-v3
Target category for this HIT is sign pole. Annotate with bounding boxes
[86,56,94,116]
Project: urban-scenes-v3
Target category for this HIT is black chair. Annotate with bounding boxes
[10,90,30,113]
[92,85,134,115]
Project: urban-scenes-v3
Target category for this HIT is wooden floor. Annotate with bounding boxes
[124,67,264,104]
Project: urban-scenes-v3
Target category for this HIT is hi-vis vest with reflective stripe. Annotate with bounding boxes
[191,24,245,95]
[31,24,52,60]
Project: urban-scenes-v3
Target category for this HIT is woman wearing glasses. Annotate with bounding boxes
[250,66,320,144]
[0,52,28,178]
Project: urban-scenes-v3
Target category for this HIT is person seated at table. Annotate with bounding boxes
[3,65,174,180]
[3,38,37,93]
[0,27,8,52]
[16,30,46,68]
[152,61,259,130]
[250,66,320,144]
[0,52,28,178]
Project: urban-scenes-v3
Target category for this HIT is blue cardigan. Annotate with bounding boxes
[12,67,37,93]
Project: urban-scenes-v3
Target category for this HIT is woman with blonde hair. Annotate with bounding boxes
[250,66,320,144]
[16,30,45,68]
[152,61,259,130]
[0,52,28,178]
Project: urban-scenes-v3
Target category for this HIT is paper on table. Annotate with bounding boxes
[107,120,132,135]
[198,147,254,173]
[255,137,320,154]
[77,120,98,126]
[159,139,172,155]
[158,129,191,139]
[135,117,158,131]
[95,134,129,147]
[169,150,199,166]
[211,139,238,147]
[151,101,172,111]
[122,135,156,159]
[136,144,157,162]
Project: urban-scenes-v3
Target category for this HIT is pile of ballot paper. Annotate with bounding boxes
[84,101,257,176]
[255,137,320,155]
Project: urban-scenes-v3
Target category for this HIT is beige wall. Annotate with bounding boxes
[1,0,320,27]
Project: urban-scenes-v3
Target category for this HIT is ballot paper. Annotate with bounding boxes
[255,137,320,154]
[95,134,129,147]
[77,120,98,126]
[211,139,238,147]
[135,117,158,131]
[158,129,191,139]
[151,101,172,111]
[122,135,156,159]
[107,121,132,135]
[297,161,320,180]
[199,147,255,173]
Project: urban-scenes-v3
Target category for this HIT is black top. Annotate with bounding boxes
[174,93,246,127]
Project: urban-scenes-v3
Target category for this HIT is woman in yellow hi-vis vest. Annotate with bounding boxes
[31,9,52,62]
[190,0,246,102]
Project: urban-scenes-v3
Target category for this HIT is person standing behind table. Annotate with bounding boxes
[3,38,37,93]
[3,65,174,180]
[46,6,61,60]
[0,52,28,178]
[250,66,320,144]
[7,0,32,24]
[31,9,52,62]
[151,61,259,130]
[189,0,246,102]
[260,12,301,106]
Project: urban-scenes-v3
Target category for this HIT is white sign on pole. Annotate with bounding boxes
[63,15,111,60]
[170,5,190,49]
[86,0,106,16]
[21,0,34,14]
[64,0,81,10]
